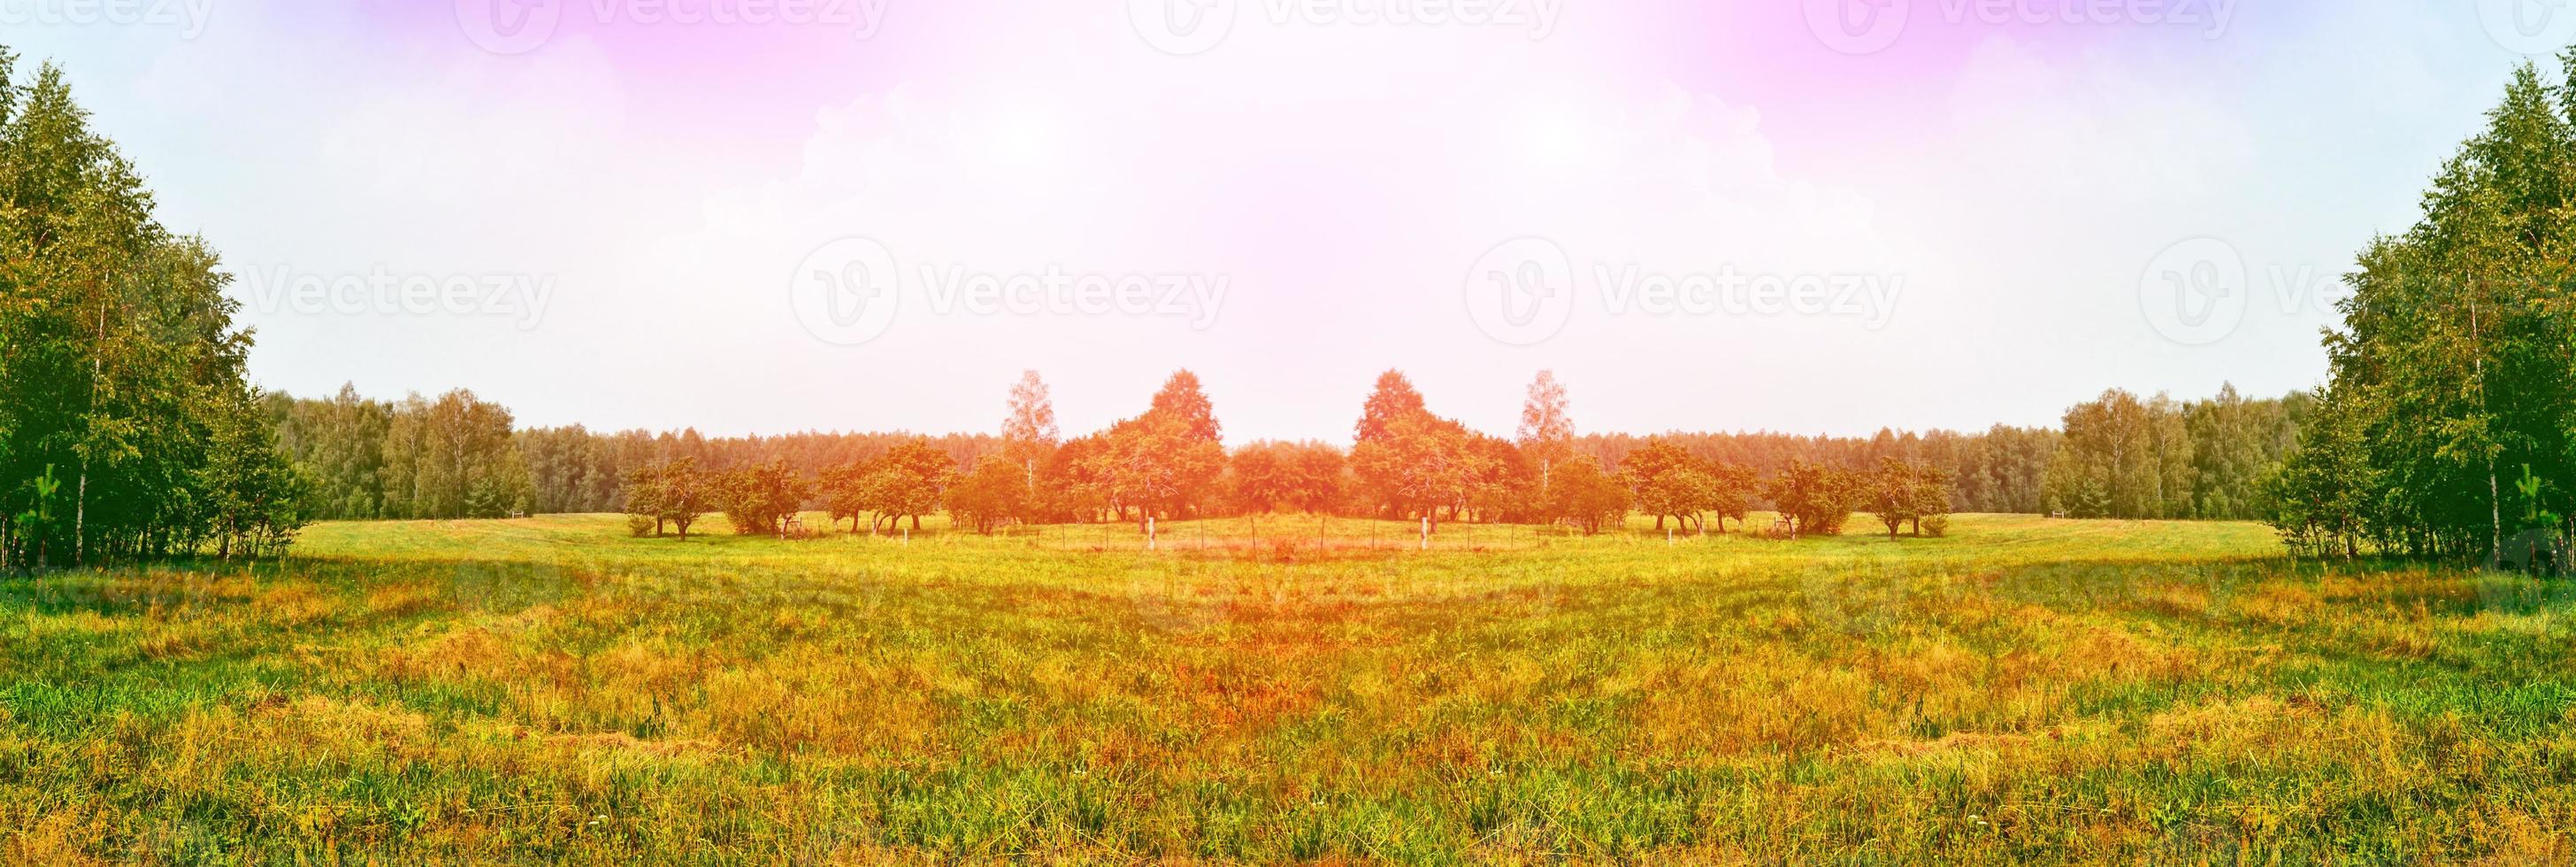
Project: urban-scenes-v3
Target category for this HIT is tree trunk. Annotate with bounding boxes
[2474,297,2500,566]
[2490,460,2502,566]
[73,462,85,566]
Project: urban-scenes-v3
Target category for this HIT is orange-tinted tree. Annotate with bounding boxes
[950,456,1032,534]
[717,459,809,536]
[1767,459,1865,536]
[1230,441,1348,514]
[1622,440,1718,533]
[1545,457,1629,534]
[825,439,953,533]
[1086,370,1227,526]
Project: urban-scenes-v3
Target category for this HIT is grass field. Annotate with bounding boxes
[4,513,2573,863]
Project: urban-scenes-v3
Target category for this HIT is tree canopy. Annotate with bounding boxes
[2268,54,2576,561]
[0,51,306,567]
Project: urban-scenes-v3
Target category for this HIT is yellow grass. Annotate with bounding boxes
[1,513,2569,863]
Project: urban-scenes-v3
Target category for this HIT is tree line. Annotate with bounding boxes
[1576,386,2305,523]
[2043,386,2311,521]
[265,384,1000,521]
[594,369,1967,540]
[267,368,2312,542]
[2267,54,2576,561]
[0,51,307,570]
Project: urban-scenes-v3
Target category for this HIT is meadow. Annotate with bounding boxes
[3,513,2572,864]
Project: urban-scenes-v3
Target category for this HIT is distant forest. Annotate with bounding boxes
[261,378,2307,526]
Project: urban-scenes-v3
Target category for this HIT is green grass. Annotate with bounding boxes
[3,513,2572,864]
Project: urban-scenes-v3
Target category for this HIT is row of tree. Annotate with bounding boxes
[267,384,999,521]
[2041,386,2311,521]
[270,365,2321,541]
[606,368,1963,539]
[1577,426,2056,515]
[262,355,2324,547]
[0,51,307,569]
[1576,387,2304,524]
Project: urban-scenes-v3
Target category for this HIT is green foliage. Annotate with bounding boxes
[381,389,532,520]
[9,464,59,568]
[2043,389,2196,519]
[1869,457,1953,540]
[0,50,303,564]
[2273,56,2576,559]
[2186,385,2304,519]
[621,457,709,541]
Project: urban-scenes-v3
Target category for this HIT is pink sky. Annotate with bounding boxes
[12,0,2520,441]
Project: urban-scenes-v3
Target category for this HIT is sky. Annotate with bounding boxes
[2,0,2555,442]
